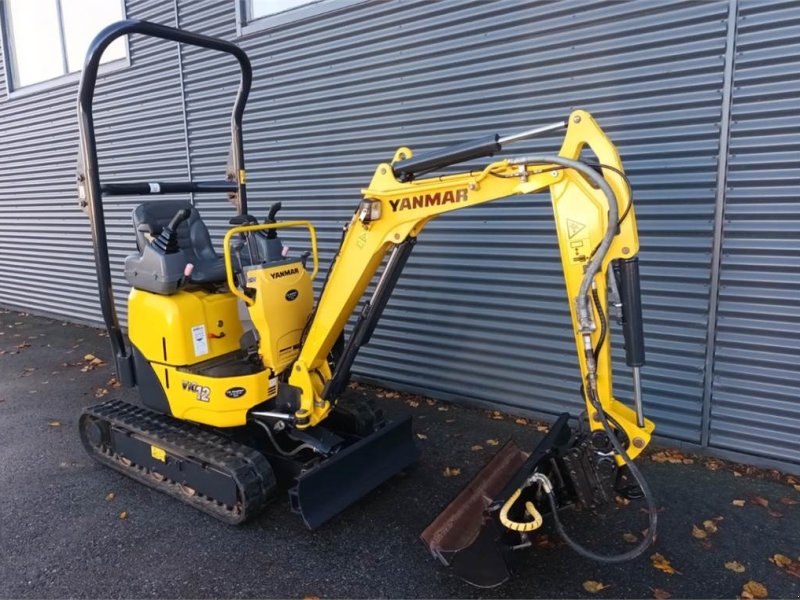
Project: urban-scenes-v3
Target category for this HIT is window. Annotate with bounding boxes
[247,0,318,21]
[237,0,367,36]
[2,0,126,92]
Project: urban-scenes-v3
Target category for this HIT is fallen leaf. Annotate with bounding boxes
[651,553,680,575]
[105,492,115,501]
[691,525,707,539]
[443,467,461,478]
[703,519,718,533]
[303,596,321,600]
[582,580,609,593]
[536,424,549,432]
[48,421,61,427]
[84,353,96,361]
[751,496,769,508]
[780,497,798,506]
[470,445,484,451]
[416,433,427,440]
[489,411,504,420]
[94,387,109,398]
[794,484,800,493]
[767,510,783,518]
[107,377,121,389]
[725,560,745,573]
[514,418,527,425]
[406,400,419,408]
[652,589,671,599]
[426,399,436,406]
[485,439,500,446]
[770,554,792,568]
[704,458,725,471]
[732,499,746,507]
[16,341,31,349]
[118,511,128,520]
[437,406,449,412]
[623,532,638,543]
[741,580,767,599]
[615,495,631,506]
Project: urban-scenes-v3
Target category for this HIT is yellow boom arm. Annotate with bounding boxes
[288,109,653,458]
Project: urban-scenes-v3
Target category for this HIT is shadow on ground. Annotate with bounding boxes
[0,309,798,599]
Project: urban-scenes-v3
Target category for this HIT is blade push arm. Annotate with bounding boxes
[289,110,653,458]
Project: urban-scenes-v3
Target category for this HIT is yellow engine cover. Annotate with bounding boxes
[128,287,276,427]
[128,288,243,365]
[244,259,314,374]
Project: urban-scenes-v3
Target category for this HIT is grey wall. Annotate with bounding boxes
[0,0,797,473]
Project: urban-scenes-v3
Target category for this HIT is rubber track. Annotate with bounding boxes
[80,399,276,525]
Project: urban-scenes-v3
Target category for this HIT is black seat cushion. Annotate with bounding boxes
[131,200,226,284]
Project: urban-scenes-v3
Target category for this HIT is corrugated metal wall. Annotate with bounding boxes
[0,0,188,324]
[0,0,797,471]
[709,0,800,464]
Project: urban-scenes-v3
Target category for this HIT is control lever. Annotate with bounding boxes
[151,209,190,255]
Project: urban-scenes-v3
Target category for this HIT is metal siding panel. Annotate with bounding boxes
[0,0,189,325]
[177,0,727,442]
[710,0,800,465]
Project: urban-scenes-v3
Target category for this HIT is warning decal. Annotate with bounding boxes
[566,218,586,239]
[192,324,209,357]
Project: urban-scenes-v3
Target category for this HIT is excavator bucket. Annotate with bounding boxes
[289,416,420,529]
[421,414,573,587]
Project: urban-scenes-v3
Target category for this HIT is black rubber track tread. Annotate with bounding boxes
[79,399,276,525]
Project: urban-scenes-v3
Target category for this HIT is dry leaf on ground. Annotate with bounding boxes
[443,467,461,477]
[741,580,767,599]
[780,496,798,506]
[651,553,680,575]
[48,421,61,427]
[406,400,420,408]
[416,433,427,440]
[489,411,505,420]
[623,532,638,543]
[582,580,609,593]
[470,445,484,451]
[724,560,745,573]
[691,525,707,539]
[732,499,746,507]
[118,511,128,520]
[105,492,115,501]
[770,554,792,568]
[303,596,321,600]
[652,589,671,600]
[486,439,500,446]
[751,496,769,508]
[703,519,719,533]
[515,418,527,425]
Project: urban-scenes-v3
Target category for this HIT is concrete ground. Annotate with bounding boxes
[1,308,798,599]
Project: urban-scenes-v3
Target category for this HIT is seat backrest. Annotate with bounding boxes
[132,200,217,262]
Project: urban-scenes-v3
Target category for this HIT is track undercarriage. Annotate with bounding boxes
[80,396,417,528]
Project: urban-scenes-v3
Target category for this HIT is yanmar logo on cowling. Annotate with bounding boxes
[388,188,468,212]
[270,267,299,279]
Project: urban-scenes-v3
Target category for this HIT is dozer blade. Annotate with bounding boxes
[421,414,573,587]
[289,415,419,529]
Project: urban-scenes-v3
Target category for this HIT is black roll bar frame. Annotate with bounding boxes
[77,19,253,386]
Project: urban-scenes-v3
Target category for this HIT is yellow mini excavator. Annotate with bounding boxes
[77,21,656,587]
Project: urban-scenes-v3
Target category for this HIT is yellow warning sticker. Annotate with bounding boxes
[150,445,167,462]
[239,169,247,184]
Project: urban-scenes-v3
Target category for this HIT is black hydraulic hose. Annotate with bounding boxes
[545,384,658,563]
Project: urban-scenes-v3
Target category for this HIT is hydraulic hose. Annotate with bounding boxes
[543,385,658,562]
[506,154,657,562]
[508,155,619,332]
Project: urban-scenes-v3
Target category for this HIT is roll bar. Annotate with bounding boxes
[76,20,253,386]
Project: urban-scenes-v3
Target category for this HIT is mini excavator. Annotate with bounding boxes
[77,21,656,587]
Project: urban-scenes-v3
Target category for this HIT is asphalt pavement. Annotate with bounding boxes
[1,308,798,599]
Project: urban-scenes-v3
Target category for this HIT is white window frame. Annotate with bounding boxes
[0,0,130,99]
[235,0,370,37]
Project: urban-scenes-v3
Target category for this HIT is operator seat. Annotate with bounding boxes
[124,200,227,294]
